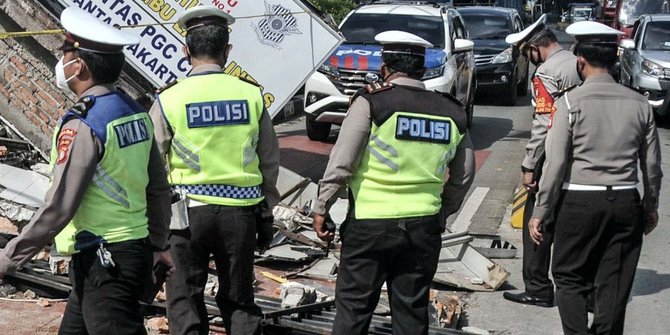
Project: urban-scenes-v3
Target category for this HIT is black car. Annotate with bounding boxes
[458,7,529,106]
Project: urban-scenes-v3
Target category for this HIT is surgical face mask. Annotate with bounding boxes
[55,57,78,90]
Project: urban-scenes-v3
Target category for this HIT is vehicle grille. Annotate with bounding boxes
[664,68,670,79]
[475,54,496,66]
[331,69,380,95]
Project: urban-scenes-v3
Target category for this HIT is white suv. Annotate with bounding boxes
[303,1,477,141]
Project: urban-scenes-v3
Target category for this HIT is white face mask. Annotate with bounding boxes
[55,56,78,90]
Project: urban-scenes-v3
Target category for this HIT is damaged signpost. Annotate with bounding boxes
[56,0,344,118]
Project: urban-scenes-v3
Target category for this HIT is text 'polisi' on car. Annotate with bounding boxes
[303,0,476,141]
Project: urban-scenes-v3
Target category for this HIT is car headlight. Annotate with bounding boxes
[422,65,444,80]
[318,63,339,77]
[492,47,513,64]
[641,59,664,77]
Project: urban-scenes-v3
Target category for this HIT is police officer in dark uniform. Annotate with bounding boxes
[0,7,173,334]
[503,14,582,308]
[313,30,475,334]
[149,6,280,335]
[529,21,663,335]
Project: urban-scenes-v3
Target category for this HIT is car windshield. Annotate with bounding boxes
[618,0,668,26]
[339,13,445,48]
[460,14,512,40]
[642,21,670,50]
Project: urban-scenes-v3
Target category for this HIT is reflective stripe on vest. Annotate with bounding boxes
[159,73,265,206]
[52,92,153,254]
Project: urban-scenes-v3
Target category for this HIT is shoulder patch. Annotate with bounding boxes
[365,82,393,94]
[437,91,464,107]
[237,76,262,87]
[155,80,179,94]
[56,128,77,165]
[70,95,96,118]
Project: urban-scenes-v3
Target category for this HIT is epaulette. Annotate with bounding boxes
[365,82,393,94]
[551,84,578,99]
[436,90,464,107]
[238,76,262,87]
[69,95,95,118]
[155,79,179,94]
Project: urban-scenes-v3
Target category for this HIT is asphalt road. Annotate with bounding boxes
[275,87,670,334]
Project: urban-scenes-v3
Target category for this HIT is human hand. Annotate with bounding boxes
[529,218,544,245]
[313,213,335,242]
[153,251,176,280]
[645,210,659,235]
[522,171,537,192]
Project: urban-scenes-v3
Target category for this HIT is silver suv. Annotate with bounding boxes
[303,1,476,141]
[620,14,670,117]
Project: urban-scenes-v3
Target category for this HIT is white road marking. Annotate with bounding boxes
[450,187,490,233]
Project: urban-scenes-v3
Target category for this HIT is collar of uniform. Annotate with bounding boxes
[544,46,565,61]
[584,73,615,84]
[189,63,224,76]
[78,83,115,98]
[389,77,425,90]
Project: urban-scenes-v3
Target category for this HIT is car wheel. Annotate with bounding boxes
[306,117,332,141]
[517,70,529,96]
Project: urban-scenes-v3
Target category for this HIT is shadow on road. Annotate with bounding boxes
[469,116,515,150]
[630,268,670,297]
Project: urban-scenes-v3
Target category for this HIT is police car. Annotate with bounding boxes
[303,0,476,141]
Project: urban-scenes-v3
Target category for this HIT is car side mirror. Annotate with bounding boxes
[454,39,474,53]
[620,39,635,49]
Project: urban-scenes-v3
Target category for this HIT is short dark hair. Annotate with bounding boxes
[77,50,125,84]
[529,29,558,48]
[186,25,230,59]
[382,53,425,79]
[573,42,618,69]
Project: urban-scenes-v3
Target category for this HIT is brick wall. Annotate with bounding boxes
[0,1,149,155]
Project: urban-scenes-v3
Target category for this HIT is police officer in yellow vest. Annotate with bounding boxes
[0,7,173,334]
[148,6,280,335]
[313,31,475,334]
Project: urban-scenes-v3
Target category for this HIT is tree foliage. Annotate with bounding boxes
[308,0,357,23]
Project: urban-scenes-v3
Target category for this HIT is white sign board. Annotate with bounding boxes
[57,0,343,117]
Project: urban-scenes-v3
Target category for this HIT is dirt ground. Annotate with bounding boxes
[0,300,67,335]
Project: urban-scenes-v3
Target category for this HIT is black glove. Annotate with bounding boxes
[256,205,274,252]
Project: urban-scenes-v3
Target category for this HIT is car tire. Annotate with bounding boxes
[517,70,529,96]
[306,117,332,141]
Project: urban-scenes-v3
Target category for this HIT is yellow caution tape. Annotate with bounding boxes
[0,12,311,40]
[510,186,527,229]
[0,29,64,39]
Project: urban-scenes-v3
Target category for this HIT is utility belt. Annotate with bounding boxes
[562,183,637,191]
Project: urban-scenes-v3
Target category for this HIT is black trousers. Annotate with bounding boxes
[552,189,644,335]
[166,205,261,335]
[522,189,555,299]
[332,215,442,335]
[59,239,152,335]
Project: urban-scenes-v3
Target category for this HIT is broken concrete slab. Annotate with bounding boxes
[279,282,318,308]
[0,163,48,208]
[298,256,338,281]
[258,244,311,262]
[0,201,36,223]
[434,234,510,291]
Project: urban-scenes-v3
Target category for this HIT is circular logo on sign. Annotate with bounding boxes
[365,72,380,83]
[270,17,286,32]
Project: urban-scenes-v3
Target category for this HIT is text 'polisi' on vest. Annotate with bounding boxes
[114,119,150,148]
[395,115,451,144]
[187,100,251,128]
